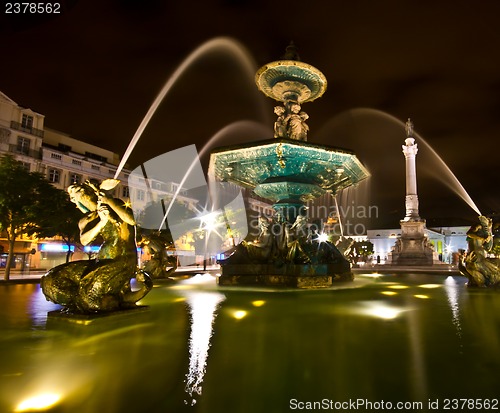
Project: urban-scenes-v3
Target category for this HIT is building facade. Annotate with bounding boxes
[0,90,202,271]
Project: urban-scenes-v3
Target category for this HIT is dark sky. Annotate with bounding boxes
[1,0,499,227]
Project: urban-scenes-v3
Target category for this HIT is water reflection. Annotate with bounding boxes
[181,289,225,405]
[2,274,500,412]
[444,276,462,338]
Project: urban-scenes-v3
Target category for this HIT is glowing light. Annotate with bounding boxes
[381,291,398,296]
[388,284,410,290]
[359,273,381,278]
[368,304,403,319]
[251,300,265,307]
[40,243,74,252]
[15,393,61,412]
[316,232,329,243]
[199,211,220,232]
[418,284,441,289]
[414,294,430,299]
[354,301,408,320]
[232,310,248,319]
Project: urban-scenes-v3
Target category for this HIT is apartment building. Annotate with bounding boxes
[0,90,204,270]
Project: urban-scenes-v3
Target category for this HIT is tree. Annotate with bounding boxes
[0,155,73,280]
[35,189,83,263]
[352,240,375,262]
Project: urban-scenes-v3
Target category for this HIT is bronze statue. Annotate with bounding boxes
[273,106,287,138]
[273,103,309,141]
[41,179,153,313]
[241,216,274,261]
[286,103,309,141]
[459,216,500,287]
[285,215,311,263]
[140,231,177,279]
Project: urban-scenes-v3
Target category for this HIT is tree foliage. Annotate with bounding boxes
[352,240,375,260]
[0,155,79,279]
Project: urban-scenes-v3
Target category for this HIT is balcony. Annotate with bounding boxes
[8,144,43,160]
[10,121,44,138]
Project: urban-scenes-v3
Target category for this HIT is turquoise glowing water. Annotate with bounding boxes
[1,274,499,413]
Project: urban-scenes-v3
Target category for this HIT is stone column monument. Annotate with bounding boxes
[392,119,434,266]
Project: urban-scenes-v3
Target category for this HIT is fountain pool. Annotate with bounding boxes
[1,274,499,412]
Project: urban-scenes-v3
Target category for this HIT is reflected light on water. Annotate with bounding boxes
[444,276,462,337]
[15,392,61,412]
[388,284,410,290]
[414,294,430,299]
[381,291,398,296]
[356,301,407,320]
[358,273,381,278]
[232,310,248,320]
[251,300,266,307]
[418,284,442,289]
[183,291,225,405]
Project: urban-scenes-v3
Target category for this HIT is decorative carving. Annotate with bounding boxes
[273,106,287,139]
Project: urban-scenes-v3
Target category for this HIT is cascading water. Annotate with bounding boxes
[319,108,481,217]
[114,37,266,180]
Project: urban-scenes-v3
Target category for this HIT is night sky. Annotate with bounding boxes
[1,0,499,228]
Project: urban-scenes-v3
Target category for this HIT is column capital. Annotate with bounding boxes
[402,141,418,157]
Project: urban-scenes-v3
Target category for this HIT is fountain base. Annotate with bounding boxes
[392,220,434,266]
[218,262,353,288]
[46,306,149,326]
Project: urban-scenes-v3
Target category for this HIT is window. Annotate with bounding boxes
[122,186,130,198]
[17,136,30,155]
[85,152,107,163]
[21,114,33,129]
[48,169,60,183]
[58,143,71,152]
[51,153,62,160]
[70,173,81,184]
[137,190,145,201]
[91,164,100,171]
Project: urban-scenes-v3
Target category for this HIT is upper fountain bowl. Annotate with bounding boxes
[255,60,327,103]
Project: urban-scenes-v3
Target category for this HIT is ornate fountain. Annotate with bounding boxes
[209,45,370,287]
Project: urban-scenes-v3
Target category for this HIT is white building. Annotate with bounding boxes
[367,226,468,265]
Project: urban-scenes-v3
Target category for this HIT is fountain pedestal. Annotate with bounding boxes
[209,46,369,287]
[394,220,433,266]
